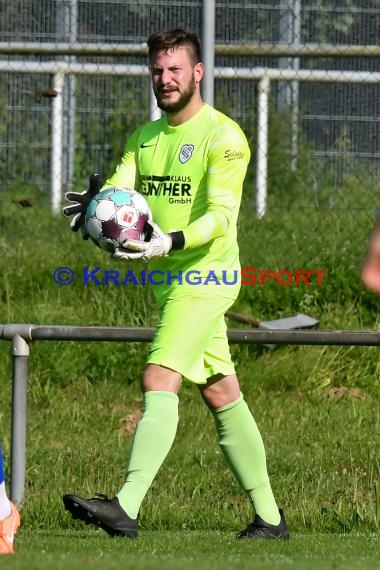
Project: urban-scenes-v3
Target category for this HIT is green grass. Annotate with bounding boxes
[6,531,380,570]
[10,378,377,534]
[0,181,379,564]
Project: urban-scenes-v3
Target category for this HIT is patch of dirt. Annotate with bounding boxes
[326,387,369,400]
[116,409,142,436]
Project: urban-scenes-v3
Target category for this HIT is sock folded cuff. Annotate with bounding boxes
[143,390,179,407]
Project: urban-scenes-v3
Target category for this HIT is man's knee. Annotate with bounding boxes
[141,363,182,393]
[199,374,241,409]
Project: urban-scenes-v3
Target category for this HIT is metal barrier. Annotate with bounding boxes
[2,322,380,505]
[2,58,380,215]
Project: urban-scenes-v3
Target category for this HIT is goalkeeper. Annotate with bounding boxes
[62,27,289,540]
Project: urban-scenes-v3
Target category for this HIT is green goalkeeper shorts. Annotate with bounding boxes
[147,286,239,383]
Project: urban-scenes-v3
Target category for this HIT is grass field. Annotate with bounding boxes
[0,183,379,564]
[5,531,380,570]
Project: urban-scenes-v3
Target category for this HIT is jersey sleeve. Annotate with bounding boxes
[182,125,251,249]
[102,128,141,191]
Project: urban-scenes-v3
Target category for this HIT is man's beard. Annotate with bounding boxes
[155,76,196,113]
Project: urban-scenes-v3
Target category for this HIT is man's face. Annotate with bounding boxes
[150,46,202,113]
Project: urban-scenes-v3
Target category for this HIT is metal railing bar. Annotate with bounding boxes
[2,324,380,345]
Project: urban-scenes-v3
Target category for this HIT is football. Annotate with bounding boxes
[85,187,151,253]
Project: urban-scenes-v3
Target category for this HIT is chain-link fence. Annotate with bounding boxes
[1,0,380,217]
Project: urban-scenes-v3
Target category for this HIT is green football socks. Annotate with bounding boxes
[117,390,179,519]
[211,394,281,525]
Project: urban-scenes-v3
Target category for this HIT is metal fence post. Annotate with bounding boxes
[51,70,66,214]
[255,75,271,218]
[10,334,30,506]
[201,0,215,105]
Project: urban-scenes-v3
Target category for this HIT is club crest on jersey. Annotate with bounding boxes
[179,144,194,164]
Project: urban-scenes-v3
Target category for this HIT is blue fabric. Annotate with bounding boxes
[0,447,4,484]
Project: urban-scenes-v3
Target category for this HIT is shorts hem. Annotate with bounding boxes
[147,355,235,385]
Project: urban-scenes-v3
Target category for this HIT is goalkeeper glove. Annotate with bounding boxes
[62,173,101,238]
[112,221,172,262]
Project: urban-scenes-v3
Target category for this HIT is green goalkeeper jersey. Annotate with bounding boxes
[105,103,250,286]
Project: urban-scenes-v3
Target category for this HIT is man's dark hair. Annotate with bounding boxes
[147,28,202,66]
